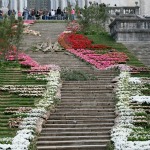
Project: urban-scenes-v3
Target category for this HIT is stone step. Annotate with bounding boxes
[53,108,115,113]
[46,119,114,124]
[62,84,115,87]
[61,93,113,97]
[43,123,114,128]
[61,97,114,100]
[55,106,115,110]
[37,139,109,146]
[59,102,115,106]
[40,131,110,136]
[61,98,114,101]
[61,95,113,99]
[41,127,112,133]
[62,81,114,84]
[50,112,115,116]
[38,135,110,141]
[61,88,113,91]
[56,104,115,108]
[37,144,106,150]
[61,91,113,94]
[48,115,115,120]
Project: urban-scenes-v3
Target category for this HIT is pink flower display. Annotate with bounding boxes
[23,20,35,25]
[67,49,129,70]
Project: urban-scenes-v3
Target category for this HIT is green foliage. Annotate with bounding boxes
[141,84,150,95]
[128,127,150,141]
[106,141,115,150]
[61,68,97,81]
[28,135,38,150]
[0,61,20,68]
[12,113,28,118]
[76,2,108,32]
[0,15,23,61]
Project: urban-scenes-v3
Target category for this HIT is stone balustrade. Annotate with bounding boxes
[109,15,150,42]
[108,6,140,16]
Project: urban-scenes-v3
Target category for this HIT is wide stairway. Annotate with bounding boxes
[32,52,118,150]
[21,23,118,150]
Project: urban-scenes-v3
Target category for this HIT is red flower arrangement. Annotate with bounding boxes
[58,32,111,50]
[66,33,92,49]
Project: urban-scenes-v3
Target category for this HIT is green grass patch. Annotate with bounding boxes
[0,63,46,139]
[61,68,97,81]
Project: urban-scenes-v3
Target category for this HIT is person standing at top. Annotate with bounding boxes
[51,9,55,19]
[23,8,29,20]
[71,8,75,21]
[56,7,61,20]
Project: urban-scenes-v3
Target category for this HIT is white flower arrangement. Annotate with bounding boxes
[131,96,150,104]
[0,69,61,150]
[111,71,150,150]
[0,85,46,97]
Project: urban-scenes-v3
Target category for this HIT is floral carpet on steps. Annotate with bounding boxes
[0,21,150,150]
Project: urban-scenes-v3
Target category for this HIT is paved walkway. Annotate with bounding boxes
[123,42,150,67]
[21,22,66,51]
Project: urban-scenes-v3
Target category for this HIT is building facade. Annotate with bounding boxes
[0,0,150,15]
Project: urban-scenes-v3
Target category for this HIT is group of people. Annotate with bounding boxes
[0,7,76,21]
[0,8,16,19]
[26,7,76,20]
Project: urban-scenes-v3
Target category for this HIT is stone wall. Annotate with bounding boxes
[109,15,150,42]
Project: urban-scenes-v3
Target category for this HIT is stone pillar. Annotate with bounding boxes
[81,0,85,8]
[135,6,140,15]
[53,0,56,10]
[14,0,17,12]
[10,0,13,9]
[1,0,9,14]
[19,0,23,13]
[55,0,59,9]
[12,0,18,18]
[86,0,90,7]
[2,0,9,7]
[2,0,4,7]
[51,0,54,9]
[63,0,67,9]
[61,0,67,10]
[61,0,64,10]
[24,0,27,9]
[77,0,82,8]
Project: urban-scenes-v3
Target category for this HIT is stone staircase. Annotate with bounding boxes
[21,23,118,150]
[33,51,117,150]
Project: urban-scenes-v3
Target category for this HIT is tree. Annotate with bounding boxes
[76,2,109,32]
[0,15,23,61]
